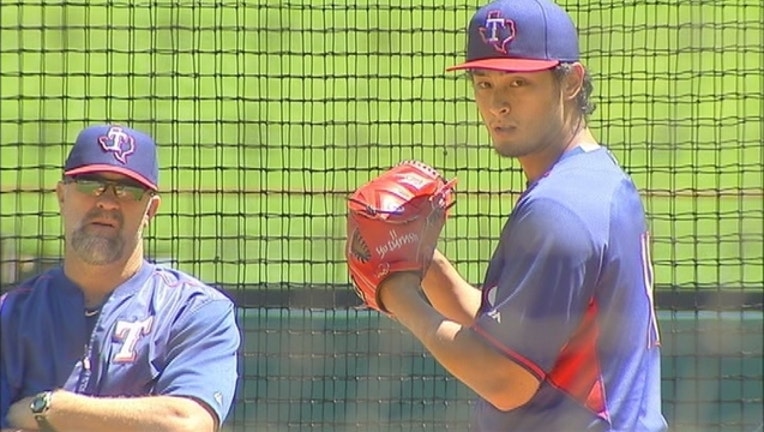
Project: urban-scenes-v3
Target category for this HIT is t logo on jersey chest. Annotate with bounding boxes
[112,316,154,363]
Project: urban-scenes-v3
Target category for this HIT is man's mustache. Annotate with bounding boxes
[81,209,124,229]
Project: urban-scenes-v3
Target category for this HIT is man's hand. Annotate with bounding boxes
[4,396,36,431]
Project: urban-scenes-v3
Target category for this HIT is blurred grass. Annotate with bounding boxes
[0,0,762,289]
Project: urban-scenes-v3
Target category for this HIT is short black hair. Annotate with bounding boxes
[552,62,596,116]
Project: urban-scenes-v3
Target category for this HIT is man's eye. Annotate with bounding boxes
[476,81,492,89]
[510,79,526,87]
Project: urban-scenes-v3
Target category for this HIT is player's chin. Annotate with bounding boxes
[492,140,533,158]
[71,232,125,264]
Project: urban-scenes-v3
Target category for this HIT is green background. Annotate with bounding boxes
[1,0,761,289]
[0,1,762,430]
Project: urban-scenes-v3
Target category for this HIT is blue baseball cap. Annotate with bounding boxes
[447,0,580,72]
[64,124,159,190]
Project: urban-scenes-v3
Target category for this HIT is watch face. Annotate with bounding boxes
[30,393,49,414]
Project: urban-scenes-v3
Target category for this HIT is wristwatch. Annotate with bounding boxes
[29,391,56,431]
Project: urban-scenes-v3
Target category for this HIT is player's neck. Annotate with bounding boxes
[63,246,145,307]
[520,119,597,182]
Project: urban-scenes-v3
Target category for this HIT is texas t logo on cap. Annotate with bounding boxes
[447,0,580,73]
[479,11,516,55]
[64,124,159,190]
[98,126,136,164]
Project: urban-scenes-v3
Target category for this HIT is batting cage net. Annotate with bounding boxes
[0,0,761,431]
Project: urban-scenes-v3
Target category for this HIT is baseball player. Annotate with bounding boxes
[345,0,668,430]
[0,125,240,432]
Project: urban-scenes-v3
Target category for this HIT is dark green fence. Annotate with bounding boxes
[226,309,763,432]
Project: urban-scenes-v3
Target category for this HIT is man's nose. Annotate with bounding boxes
[95,188,121,209]
[489,95,511,116]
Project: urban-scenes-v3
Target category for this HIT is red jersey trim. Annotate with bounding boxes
[472,300,611,422]
[546,300,610,421]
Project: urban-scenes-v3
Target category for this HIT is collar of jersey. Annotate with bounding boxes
[54,260,156,305]
[525,145,602,189]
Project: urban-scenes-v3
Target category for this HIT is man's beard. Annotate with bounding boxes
[70,212,125,265]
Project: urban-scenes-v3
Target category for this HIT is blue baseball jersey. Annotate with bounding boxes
[0,261,240,428]
[470,147,667,431]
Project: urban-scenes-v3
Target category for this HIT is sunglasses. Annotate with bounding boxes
[64,176,151,201]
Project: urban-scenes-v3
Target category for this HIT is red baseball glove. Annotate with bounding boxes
[345,160,457,313]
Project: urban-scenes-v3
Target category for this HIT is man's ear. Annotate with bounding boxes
[144,194,161,225]
[56,182,65,207]
[562,62,586,102]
